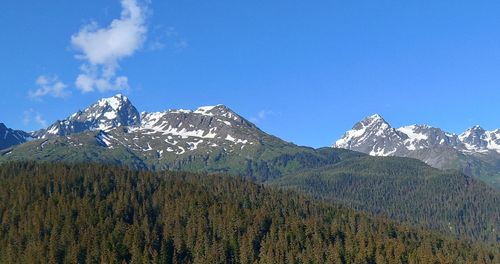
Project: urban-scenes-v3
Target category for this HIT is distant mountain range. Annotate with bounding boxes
[335,114,500,187]
[2,98,500,187]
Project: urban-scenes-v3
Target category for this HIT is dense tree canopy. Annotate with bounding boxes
[274,155,500,243]
[0,162,498,263]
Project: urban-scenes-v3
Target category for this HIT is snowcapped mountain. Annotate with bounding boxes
[1,94,309,176]
[3,97,500,185]
[131,104,260,154]
[396,125,463,151]
[459,126,500,153]
[29,94,270,156]
[1,94,337,181]
[90,103,265,157]
[34,94,141,138]
[0,123,32,150]
[334,114,407,156]
[335,114,500,155]
[334,114,500,186]
[36,94,262,154]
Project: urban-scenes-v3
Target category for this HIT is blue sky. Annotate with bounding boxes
[1,0,500,147]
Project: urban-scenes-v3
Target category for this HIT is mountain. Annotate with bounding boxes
[334,114,407,156]
[334,114,500,187]
[34,94,141,138]
[1,162,498,263]
[0,123,31,150]
[459,125,500,152]
[1,95,339,181]
[31,94,270,153]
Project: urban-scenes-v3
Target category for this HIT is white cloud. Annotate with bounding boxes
[28,75,69,100]
[71,0,148,93]
[23,109,48,128]
[250,110,275,124]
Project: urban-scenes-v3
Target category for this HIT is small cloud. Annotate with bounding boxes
[250,110,275,124]
[28,75,69,100]
[23,109,48,128]
[148,26,188,52]
[71,0,148,93]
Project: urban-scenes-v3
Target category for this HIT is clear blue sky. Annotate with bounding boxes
[1,0,500,147]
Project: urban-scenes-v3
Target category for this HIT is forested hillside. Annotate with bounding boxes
[0,162,498,264]
[273,155,500,243]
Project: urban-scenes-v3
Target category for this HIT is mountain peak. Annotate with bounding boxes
[347,114,391,134]
[459,125,488,151]
[194,104,244,121]
[194,104,225,115]
[460,125,486,139]
[335,115,500,161]
[36,94,141,138]
[334,114,405,156]
[467,125,485,132]
[96,94,131,111]
[359,114,388,126]
[368,113,384,120]
[158,104,245,123]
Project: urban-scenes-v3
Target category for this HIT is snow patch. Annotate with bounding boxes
[103,110,117,119]
[98,94,127,110]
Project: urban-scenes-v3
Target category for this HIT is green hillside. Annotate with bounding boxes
[272,154,500,243]
[2,136,499,244]
[0,132,352,182]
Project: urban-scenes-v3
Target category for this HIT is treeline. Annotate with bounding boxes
[0,162,498,263]
[274,156,500,243]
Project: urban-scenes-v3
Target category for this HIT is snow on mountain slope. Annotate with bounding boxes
[35,94,141,138]
[120,104,259,155]
[333,114,500,187]
[397,125,463,151]
[335,114,500,155]
[335,114,407,156]
[458,126,500,153]
[484,130,500,152]
[26,95,268,157]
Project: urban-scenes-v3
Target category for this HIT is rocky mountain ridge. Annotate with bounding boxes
[0,123,32,150]
[22,94,264,155]
[335,114,500,156]
[334,114,500,186]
